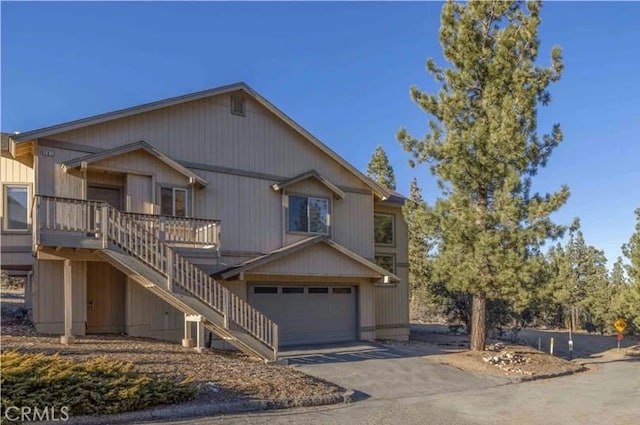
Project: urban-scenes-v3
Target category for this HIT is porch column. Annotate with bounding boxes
[195,320,205,354]
[60,260,75,345]
[182,314,194,347]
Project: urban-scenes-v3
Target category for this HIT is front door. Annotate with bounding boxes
[87,185,122,209]
[86,262,126,334]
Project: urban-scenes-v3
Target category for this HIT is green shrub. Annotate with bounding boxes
[0,351,196,420]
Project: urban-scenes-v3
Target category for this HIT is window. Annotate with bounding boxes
[375,254,395,274]
[161,187,188,217]
[282,287,304,294]
[332,287,352,294]
[254,286,278,294]
[308,287,329,294]
[288,195,329,235]
[374,213,394,245]
[231,95,246,116]
[4,185,29,231]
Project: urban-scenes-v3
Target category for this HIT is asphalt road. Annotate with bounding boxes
[156,339,640,425]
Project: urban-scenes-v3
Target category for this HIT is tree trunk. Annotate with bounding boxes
[470,294,487,351]
[571,305,578,332]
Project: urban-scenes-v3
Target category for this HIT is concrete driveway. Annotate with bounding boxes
[167,346,639,425]
[280,341,508,400]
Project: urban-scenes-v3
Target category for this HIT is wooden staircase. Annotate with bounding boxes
[34,196,278,361]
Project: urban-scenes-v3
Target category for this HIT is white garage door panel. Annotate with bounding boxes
[249,285,357,347]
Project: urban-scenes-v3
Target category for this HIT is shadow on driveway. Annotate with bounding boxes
[280,342,408,365]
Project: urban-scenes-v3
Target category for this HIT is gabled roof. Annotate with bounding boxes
[10,82,390,199]
[271,170,345,199]
[61,140,208,187]
[218,235,400,283]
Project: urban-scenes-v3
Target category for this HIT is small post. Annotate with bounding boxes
[166,251,173,291]
[61,260,75,345]
[159,216,166,242]
[182,314,193,348]
[568,326,574,360]
[273,323,279,361]
[101,205,109,248]
[195,320,205,354]
[550,337,554,355]
[568,339,574,360]
[538,337,541,351]
[223,290,230,329]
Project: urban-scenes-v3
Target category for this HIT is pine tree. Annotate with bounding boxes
[397,1,568,350]
[620,208,640,331]
[622,208,640,285]
[403,178,433,312]
[544,221,614,333]
[366,145,397,191]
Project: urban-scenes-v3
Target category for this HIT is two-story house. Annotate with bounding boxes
[0,83,409,361]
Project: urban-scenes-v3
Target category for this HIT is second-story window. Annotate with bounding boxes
[3,185,29,231]
[374,213,394,246]
[288,195,329,235]
[161,187,188,217]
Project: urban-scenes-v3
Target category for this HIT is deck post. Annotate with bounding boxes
[195,319,205,353]
[223,290,230,329]
[182,314,193,347]
[273,324,278,361]
[166,250,173,291]
[60,259,75,345]
[101,205,109,248]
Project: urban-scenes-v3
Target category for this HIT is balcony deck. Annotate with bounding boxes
[33,195,221,251]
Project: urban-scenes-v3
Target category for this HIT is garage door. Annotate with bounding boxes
[248,285,357,347]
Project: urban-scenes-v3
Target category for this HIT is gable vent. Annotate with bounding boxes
[231,95,246,116]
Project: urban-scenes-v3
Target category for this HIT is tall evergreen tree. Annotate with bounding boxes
[397,1,568,350]
[366,145,397,191]
[622,208,640,285]
[544,221,614,332]
[620,208,640,331]
[403,178,433,309]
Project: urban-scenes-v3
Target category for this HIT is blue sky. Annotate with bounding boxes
[2,2,639,268]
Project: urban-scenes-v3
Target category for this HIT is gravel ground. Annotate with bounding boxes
[0,289,344,404]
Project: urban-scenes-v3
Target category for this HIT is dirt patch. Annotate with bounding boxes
[409,326,586,380]
[0,290,343,405]
[425,344,585,379]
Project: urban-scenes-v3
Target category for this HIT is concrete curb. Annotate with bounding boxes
[45,391,353,425]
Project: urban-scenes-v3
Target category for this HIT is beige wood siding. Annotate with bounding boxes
[1,156,35,267]
[251,243,381,278]
[358,281,376,340]
[32,259,87,335]
[0,250,33,267]
[52,93,369,190]
[333,192,374,258]
[1,156,34,182]
[126,174,153,213]
[125,277,183,342]
[36,146,84,198]
[373,204,409,340]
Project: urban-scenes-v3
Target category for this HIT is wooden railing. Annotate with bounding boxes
[33,195,105,242]
[122,212,220,249]
[33,196,277,359]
